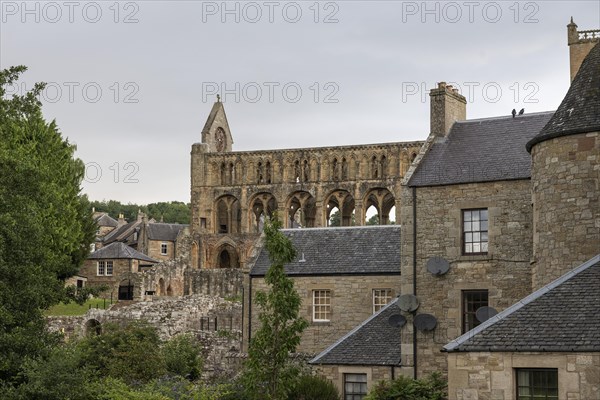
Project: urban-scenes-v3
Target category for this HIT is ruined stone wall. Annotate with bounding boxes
[47,295,243,380]
[399,180,534,377]
[531,132,600,290]
[447,352,600,400]
[245,274,400,354]
[184,268,244,298]
[313,364,400,397]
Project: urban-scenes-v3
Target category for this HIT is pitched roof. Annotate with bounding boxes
[249,225,401,277]
[527,43,600,152]
[94,213,118,227]
[408,111,554,187]
[444,254,600,352]
[147,223,187,241]
[201,100,229,134]
[310,298,402,366]
[102,220,141,244]
[88,242,158,263]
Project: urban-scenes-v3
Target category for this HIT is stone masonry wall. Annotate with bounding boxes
[531,132,600,290]
[245,274,401,354]
[447,352,600,400]
[400,180,534,377]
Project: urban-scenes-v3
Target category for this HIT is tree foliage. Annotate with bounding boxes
[90,200,190,224]
[243,215,309,400]
[364,373,447,400]
[0,66,96,383]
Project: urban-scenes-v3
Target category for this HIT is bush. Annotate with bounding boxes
[162,334,203,380]
[288,374,340,400]
[364,372,447,400]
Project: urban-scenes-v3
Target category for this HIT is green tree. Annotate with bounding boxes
[0,66,96,383]
[243,215,309,400]
[78,322,165,385]
[364,372,447,400]
[162,333,203,380]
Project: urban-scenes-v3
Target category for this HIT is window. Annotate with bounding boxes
[373,289,393,313]
[312,290,331,322]
[97,260,113,276]
[161,243,168,255]
[344,373,367,400]
[463,209,488,254]
[516,369,558,400]
[462,290,488,333]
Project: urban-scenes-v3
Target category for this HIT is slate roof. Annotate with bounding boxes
[94,213,118,227]
[249,226,401,277]
[147,223,187,241]
[444,255,600,352]
[408,111,554,187]
[102,221,141,244]
[310,298,402,366]
[527,43,600,152]
[88,242,158,263]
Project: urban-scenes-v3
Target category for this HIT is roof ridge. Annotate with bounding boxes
[454,110,555,124]
[443,254,600,352]
[281,225,400,232]
[310,298,399,364]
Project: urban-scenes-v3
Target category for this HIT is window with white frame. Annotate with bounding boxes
[372,289,393,313]
[463,208,488,254]
[516,369,558,400]
[161,243,168,255]
[312,290,331,322]
[344,373,367,400]
[97,260,113,276]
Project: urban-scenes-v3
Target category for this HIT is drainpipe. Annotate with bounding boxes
[412,186,418,380]
[248,275,253,345]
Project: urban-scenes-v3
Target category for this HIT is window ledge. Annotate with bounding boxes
[312,321,331,326]
[458,254,491,262]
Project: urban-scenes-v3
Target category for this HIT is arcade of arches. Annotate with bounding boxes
[190,135,423,270]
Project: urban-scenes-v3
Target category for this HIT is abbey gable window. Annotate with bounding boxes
[462,208,488,254]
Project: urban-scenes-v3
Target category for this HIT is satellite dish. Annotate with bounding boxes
[388,314,407,328]
[398,294,420,313]
[475,306,498,323]
[413,313,437,331]
[426,257,450,275]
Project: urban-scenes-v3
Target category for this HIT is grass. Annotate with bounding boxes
[45,298,113,316]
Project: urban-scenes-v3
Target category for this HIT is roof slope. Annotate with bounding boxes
[249,226,401,277]
[88,242,158,263]
[95,213,118,227]
[310,299,402,366]
[444,255,600,352]
[147,223,187,241]
[102,221,141,244]
[408,112,554,187]
[527,43,600,151]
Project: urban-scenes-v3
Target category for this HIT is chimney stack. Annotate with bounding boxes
[429,82,466,138]
[117,213,126,227]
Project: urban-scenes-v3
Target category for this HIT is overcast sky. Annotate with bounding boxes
[1,1,598,204]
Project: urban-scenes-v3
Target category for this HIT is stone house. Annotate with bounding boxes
[444,255,600,400]
[311,298,403,397]
[244,225,401,354]
[398,90,553,378]
[138,221,187,262]
[79,242,158,300]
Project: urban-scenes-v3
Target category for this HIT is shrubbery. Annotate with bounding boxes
[288,374,340,400]
[365,372,447,400]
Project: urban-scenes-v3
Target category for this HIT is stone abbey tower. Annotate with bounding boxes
[189,101,423,270]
